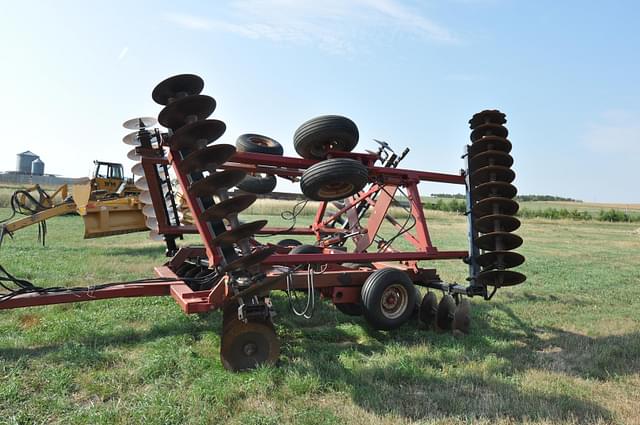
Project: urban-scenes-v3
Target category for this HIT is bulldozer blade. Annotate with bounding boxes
[81,199,147,238]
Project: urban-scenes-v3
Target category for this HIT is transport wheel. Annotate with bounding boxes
[277,238,302,247]
[436,294,456,331]
[236,133,284,155]
[294,115,359,159]
[300,158,368,201]
[452,298,471,335]
[237,174,277,194]
[360,268,417,330]
[419,292,438,328]
[220,319,280,371]
[290,244,322,254]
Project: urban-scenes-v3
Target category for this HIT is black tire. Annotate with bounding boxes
[294,115,359,159]
[290,244,322,254]
[277,238,302,247]
[360,268,417,330]
[300,158,368,201]
[236,133,283,155]
[237,174,277,194]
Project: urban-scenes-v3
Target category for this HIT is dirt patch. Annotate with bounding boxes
[19,313,41,329]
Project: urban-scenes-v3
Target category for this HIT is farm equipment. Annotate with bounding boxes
[0,74,526,371]
[0,160,148,244]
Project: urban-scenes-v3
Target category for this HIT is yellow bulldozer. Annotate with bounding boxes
[0,161,147,244]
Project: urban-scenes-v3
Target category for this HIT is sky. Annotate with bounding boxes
[0,0,638,203]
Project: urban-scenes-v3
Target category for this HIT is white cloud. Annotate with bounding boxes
[163,0,458,53]
[584,110,640,155]
[117,46,128,61]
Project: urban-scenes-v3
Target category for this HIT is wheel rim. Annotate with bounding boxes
[318,182,355,199]
[380,283,409,320]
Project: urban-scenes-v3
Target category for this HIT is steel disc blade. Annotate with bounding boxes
[469,150,513,170]
[139,191,152,204]
[178,144,236,174]
[471,181,517,200]
[468,136,512,157]
[471,165,515,186]
[452,298,471,335]
[152,74,204,106]
[220,319,280,371]
[472,197,519,217]
[158,95,216,130]
[188,170,247,198]
[201,194,257,221]
[436,294,456,331]
[475,231,523,251]
[169,120,227,152]
[123,132,140,146]
[142,204,156,218]
[419,292,438,328]
[469,110,506,128]
[210,220,268,246]
[474,214,521,233]
[221,246,277,272]
[476,269,526,287]
[149,230,164,241]
[123,117,157,130]
[476,250,525,270]
[470,123,508,142]
[135,176,149,191]
[145,217,159,231]
[131,162,144,176]
[127,148,140,161]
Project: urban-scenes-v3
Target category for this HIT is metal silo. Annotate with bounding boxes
[16,151,39,174]
[31,158,45,176]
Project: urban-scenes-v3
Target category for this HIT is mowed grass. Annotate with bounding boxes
[0,207,639,424]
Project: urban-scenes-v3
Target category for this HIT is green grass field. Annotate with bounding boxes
[1,208,639,424]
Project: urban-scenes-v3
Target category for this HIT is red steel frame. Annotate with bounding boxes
[0,148,468,313]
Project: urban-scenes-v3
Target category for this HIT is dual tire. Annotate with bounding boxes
[235,134,282,194]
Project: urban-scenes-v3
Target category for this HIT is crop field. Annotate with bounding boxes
[0,207,639,424]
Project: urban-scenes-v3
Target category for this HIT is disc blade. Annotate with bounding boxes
[210,220,268,246]
[220,319,280,371]
[123,117,157,130]
[201,194,257,221]
[472,197,519,217]
[474,214,520,233]
[419,292,438,328]
[178,144,236,174]
[471,165,515,185]
[475,250,525,270]
[131,162,144,176]
[475,231,523,251]
[142,204,156,217]
[152,74,204,105]
[188,170,247,198]
[135,176,149,191]
[158,95,216,130]
[471,181,517,200]
[476,269,526,287]
[221,246,277,272]
[436,294,456,331]
[168,120,227,152]
[139,191,152,204]
[145,217,159,231]
[468,136,512,157]
[469,150,513,170]
[149,230,164,241]
[127,148,140,161]
[469,110,506,128]
[470,123,508,142]
[452,298,471,335]
[123,132,140,146]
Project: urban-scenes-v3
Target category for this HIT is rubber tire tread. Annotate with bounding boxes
[360,268,417,331]
[237,174,277,194]
[294,115,359,159]
[236,133,284,155]
[300,158,368,201]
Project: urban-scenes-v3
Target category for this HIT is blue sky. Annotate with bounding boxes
[1,1,638,202]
